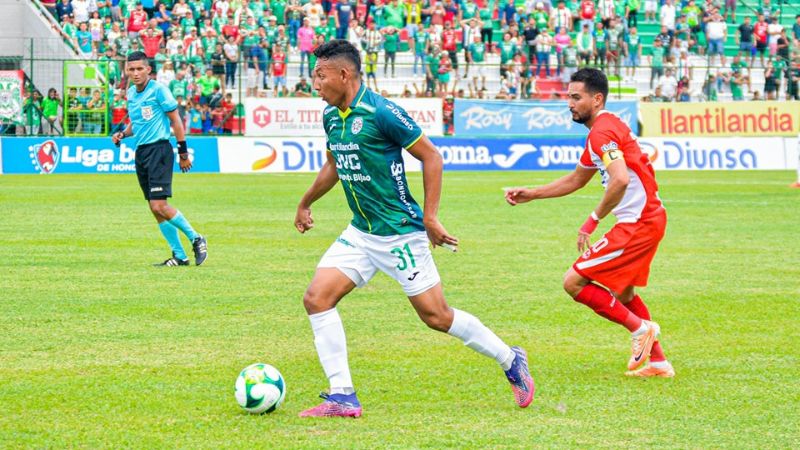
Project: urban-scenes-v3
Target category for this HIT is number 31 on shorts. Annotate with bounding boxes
[391,243,416,271]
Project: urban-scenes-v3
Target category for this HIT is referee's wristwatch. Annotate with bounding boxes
[177,141,189,160]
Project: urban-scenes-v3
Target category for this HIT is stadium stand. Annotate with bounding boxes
[3,0,799,136]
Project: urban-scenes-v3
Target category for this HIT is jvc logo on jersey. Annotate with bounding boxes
[335,153,361,170]
[385,104,414,130]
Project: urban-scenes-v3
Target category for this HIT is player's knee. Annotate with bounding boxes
[562,270,584,298]
[419,309,452,332]
[302,288,334,314]
[148,201,169,217]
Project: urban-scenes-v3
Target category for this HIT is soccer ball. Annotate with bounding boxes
[234,363,286,414]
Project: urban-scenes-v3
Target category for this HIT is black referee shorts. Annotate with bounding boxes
[135,139,174,200]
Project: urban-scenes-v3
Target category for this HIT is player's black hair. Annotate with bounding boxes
[126,51,150,66]
[313,39,361,75]
[570,68,609,104]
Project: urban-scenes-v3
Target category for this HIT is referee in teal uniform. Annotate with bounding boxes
[112,51,208,266]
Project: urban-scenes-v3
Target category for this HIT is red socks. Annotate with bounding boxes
[574,284,642,333]
[624,295,667,362]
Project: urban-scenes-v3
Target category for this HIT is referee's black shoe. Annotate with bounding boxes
[155,253,190,267]
[192,235,208,266]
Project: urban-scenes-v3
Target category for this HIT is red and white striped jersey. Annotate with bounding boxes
[579,111,664,223]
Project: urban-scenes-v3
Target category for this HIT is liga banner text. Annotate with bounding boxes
[244,97,444,137]
[640,101,800,137]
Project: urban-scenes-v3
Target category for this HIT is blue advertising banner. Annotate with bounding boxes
[453,100,638,136]
[0,137,220,174]
[429,137,587,171]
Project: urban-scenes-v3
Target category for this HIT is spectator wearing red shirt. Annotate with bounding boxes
[441,21,459,73]
[140,20,164,58]
[580,0,596,31]
[753,14,769,67]
[221,93,238,134]
[128,4,149,40]
[222,18,240,42]
[442,0,458,25]
[270,44,287,96]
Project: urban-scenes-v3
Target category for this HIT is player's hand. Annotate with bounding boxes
[179,156,192,172]
[295,206,314,233]
[111,131,124,146]
[504,187,534,206]
[577,232,592,253]
[424,217,458,250]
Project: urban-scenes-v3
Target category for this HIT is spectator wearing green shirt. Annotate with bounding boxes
[624,26,641,79]
[593,21,608,71]
[702,73,718,100]
[682,0,702,34]
[499,32,517,79]
[426,45,442,93]
[85,89,106,135]
[384,0,405,28]
[467,34,487,93]
[412,23,429,77]
[382,26,400,77]
[650,38,665,88]
[626,0,641,28]
[479,0,495,51]
[42,88,62,135]
[196,68,221,105]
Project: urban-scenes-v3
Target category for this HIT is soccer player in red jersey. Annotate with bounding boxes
[505,68,674,377]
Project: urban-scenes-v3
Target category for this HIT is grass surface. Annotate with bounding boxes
[1,170,798,448]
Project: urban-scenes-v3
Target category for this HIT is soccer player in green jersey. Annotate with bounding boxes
[295,41,534,418]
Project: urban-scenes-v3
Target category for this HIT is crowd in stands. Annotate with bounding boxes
[11,0,800,135]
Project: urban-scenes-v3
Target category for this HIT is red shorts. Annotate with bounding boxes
[572,210,667,293]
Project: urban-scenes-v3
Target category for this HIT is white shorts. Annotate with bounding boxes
[318,225,441,296]
[247,68,258,89]
[645,0,657,13]
[472,63,487,78]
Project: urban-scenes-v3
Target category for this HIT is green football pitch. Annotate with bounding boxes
[1,171,798,448]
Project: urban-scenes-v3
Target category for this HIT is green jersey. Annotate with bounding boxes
[196,75,220,96]
[682,6,701,27]
[730,60,747,74]
[563,46,578,66]
[413,31,428,54]
[731,77,743,100]
[272,0,287,24]
[533,11,548,30]
[499,41,517,64]
[772,59,787,80]
[462,2,477,19]
[322,84,425,236]
[383,33,399,52]
[651,46,665,68]
[169,79,189,98]
[608,25,622,51]
[469,42,485,62]
[42,97,60,117]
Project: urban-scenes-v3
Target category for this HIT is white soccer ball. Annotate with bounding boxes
[234,363,286,414]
